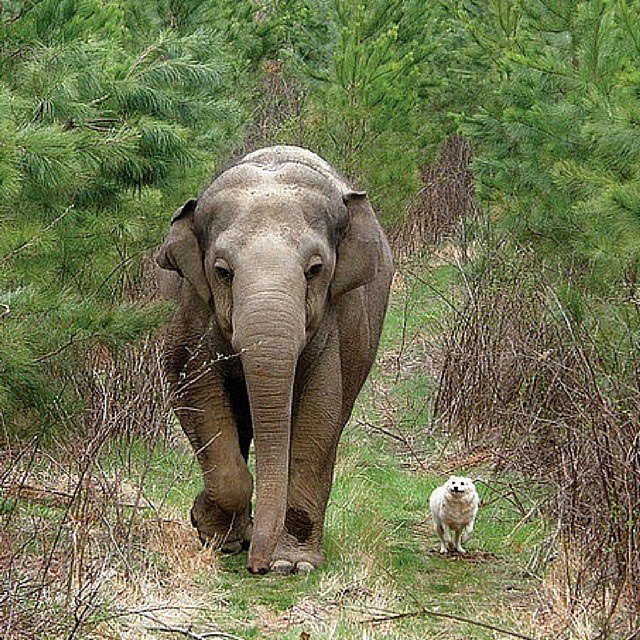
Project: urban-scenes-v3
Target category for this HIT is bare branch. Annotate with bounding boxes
[146,624,246,640]
[364,607,539,640]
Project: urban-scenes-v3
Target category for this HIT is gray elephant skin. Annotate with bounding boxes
[157,146,393,574]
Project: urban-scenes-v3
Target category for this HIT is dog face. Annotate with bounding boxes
[445,476,475,495]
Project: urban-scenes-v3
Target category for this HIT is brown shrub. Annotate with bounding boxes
[435,247,640,633]
[390,135,478,261]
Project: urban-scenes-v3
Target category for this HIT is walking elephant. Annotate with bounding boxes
[157,146,393,574]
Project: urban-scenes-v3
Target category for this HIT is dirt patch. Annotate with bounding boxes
[256,581,398,638]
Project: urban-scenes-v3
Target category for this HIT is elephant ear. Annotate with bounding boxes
[332,191,385,298]
[156,198,211,305]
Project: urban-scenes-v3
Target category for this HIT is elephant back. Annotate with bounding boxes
[216,146,352,198]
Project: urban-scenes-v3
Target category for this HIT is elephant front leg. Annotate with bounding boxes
[271,337,343,574]
[173,372,253,554]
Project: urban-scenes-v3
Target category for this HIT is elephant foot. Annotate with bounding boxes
[190,491,252,553]
[268,532,323,575]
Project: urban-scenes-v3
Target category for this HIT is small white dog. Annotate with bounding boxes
[429,476,479,554]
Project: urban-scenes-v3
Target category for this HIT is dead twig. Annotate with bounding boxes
[365,606,538,640]
[146,624,245,640]
[357,418,428,472]
[0,482,157,510]
[621,627,640,640]
[127,608,246,640]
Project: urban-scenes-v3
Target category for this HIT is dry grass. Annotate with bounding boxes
[0,434,222,639]
[434,245,640,637]
[0,329,212,639]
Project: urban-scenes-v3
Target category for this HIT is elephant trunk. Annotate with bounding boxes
[231,270,306,574]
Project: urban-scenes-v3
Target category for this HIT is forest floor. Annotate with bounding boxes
[1,261,559,640]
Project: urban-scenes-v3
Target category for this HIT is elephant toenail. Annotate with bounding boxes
[295,561,315,575]
[271,559,294,574]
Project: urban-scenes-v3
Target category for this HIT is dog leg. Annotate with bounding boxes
[435,521,448,553]
[450,529,464,553]
[442,524,455,553]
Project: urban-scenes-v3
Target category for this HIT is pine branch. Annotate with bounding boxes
[125,42,163,81]
[0,204,74,266]
[1,0,42,25]
[31,332,80,364]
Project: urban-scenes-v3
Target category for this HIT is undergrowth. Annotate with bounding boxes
[436,242,640,636]
[1,261,552,640]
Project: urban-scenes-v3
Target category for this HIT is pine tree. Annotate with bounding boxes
[457,0,640,298]
[293,0,434,225]
[0,0,246,435]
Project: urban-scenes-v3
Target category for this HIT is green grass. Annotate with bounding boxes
[1,263,548,639]
[99,434,201,509]
[179,426,544,640]
[157,263,546,638]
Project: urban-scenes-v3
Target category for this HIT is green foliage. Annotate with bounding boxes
[300,0,434,224]
[456,0,640,296]
[0,0,245,434]
[5,0,638,448]
[226,0,438,225]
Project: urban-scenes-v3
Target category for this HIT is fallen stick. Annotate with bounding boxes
[364,606,538,640]
[148,625,246,640]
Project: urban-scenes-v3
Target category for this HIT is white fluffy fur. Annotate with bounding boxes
[429,476,479,554]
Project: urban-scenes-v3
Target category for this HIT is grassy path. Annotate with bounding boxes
[180,422,545,640]
[1,264,548,639]
[124,264,546,640]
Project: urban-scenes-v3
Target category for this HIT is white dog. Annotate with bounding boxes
[429,476,479,554]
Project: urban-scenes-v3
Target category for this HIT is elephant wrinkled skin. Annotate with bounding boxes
[157,146,393,574]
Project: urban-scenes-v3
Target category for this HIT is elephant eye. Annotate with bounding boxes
[214,259,233,285]
[305,257,323,281]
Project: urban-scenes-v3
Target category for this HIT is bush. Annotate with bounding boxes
[435,242,640,631]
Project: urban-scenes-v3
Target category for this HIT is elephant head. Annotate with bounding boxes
[157,146,387,572]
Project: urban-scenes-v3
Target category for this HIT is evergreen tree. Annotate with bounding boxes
[457,0,640,298]
[293,0,435,225]
[0,0,246,434]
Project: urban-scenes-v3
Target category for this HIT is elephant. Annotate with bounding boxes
[156,145,393,574]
